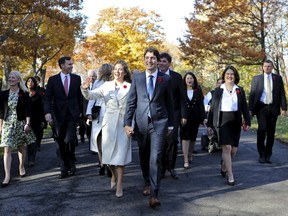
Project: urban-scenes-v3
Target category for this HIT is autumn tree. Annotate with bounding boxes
[74,7,165,71]
[0,0,85,89]
[179,0,288,91]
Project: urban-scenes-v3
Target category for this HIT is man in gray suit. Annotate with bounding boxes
[249,59,287,164]
[124,47,174,208]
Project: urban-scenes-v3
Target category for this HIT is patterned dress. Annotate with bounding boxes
[0,91,35,148]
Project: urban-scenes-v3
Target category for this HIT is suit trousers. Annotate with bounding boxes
[137,122,166,198]
[256,104,278,158]
[54,114,78,171]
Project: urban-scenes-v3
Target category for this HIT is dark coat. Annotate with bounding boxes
[249,73,287,116]
[0,89,32,121]
[43,73,82,125]
[207,86,251,128]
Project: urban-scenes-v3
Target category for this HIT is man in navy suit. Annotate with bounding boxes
[249,59,287,164]
[158,52,187,179]
[44,56,82,178]
[124,47,174,208]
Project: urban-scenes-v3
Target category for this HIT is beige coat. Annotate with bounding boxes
[82,80,132,165]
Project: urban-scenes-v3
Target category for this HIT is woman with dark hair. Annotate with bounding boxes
[0,71,35,187]
[81,60,132,198]
[180,72,206,169]
[207,65,250,186]
[25,76,46,166]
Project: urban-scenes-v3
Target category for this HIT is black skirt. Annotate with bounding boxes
[217,111,241,147]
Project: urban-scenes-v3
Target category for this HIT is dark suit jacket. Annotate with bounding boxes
[0,89,32,121]
[44,73,82,125]
[249,73,287,116]
[207,86,251,128]
[169,70,187,124]
[124,71,174,135]
[185,85,206,125]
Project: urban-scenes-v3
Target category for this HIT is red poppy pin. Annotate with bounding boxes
[236,89,240,94]
[31,91,36,96]
[272,76,276,81]
[123,85,127,89]
[157,77,163,83]
[194,87,198,92]
[18,92,23,97]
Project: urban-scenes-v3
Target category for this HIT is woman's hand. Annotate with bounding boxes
[81,77,93,89]
[124,126,134,138]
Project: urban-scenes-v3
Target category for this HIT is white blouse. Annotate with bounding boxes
[220,84,238,111]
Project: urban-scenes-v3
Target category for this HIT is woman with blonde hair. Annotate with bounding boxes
[0,71,35,187]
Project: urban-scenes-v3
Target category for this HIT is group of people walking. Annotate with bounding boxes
[0,47,287,208]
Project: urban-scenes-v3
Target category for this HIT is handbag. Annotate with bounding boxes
[91,105,101,120]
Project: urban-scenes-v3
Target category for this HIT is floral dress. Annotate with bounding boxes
[0,91,35,148]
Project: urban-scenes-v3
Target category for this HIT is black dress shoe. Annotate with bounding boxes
[259,157,265,164]
[60,171,68,179]
[265,158,272,163]
[170,169,178,179]
[149,197,161,208]
[69,162,76,176]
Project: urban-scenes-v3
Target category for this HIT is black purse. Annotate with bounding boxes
[91,105,101,120]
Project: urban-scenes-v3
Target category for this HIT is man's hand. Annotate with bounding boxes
[124,126,134,138]
[249,111,253,119]
[167,128,173,136]
[45,113,53,125]
[181,118,187,126]
[281,110,286,117]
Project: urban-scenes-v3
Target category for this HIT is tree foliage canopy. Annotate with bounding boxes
[74,7,165,71]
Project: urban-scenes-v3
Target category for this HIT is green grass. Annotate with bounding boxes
[251,116,288,143]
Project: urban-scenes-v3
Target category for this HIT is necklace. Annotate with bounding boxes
[225,85,234,94]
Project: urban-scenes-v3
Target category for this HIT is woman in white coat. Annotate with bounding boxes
[86,64,112,175]
[81,60,132,198]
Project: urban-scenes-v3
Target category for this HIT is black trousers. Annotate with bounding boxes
[54,115,78,171]
[161,125,179,172]
[256,104,278,159]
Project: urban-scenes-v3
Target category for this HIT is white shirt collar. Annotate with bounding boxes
[145,70,158,79]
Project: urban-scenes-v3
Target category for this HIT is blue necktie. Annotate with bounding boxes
[147,75,154,99]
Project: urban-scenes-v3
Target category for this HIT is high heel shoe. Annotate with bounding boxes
[184,162,190,169]
[220,160,227,178]
[111,181,117,189]
[1,178,10,187]
[115,185,123,198]
[227,179,235,186]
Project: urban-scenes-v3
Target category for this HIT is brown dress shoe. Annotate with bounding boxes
[142,185,150,196]
[149,197,161,208]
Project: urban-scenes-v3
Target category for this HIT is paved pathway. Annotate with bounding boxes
[0,127,288,216]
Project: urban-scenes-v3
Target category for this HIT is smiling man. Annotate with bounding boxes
[124,47,174,208]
